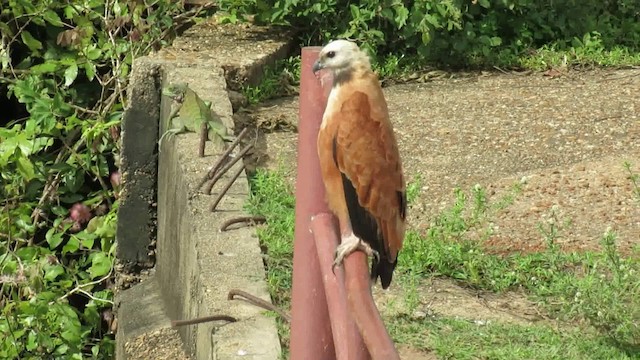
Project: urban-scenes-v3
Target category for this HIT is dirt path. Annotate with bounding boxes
[246,69,639,358]
[251,69,640,253]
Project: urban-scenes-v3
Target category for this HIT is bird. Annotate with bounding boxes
[312,40,407,289]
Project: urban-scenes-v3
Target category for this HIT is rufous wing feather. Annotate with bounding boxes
[332,91,406,288]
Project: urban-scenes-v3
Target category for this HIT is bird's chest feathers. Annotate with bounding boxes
[321,85,343,130]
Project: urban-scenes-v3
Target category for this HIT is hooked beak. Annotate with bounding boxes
[312,60,323,74]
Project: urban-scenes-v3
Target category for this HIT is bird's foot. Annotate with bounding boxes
[332,233,379,274]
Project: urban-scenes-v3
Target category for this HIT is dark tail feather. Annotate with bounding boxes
[371,258,397,289]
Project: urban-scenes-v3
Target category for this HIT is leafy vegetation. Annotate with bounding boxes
[245,167,640,356]
[242,56,301,104]
[0,1,211,357]
[220,0,640,69]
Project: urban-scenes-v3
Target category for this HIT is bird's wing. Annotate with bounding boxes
[332,90,406,287]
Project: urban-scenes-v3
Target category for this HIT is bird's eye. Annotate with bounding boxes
[327,51,336,58]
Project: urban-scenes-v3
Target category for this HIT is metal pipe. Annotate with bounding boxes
[311,213,370,360]
[344,251,400,360]
[289,46,335,360]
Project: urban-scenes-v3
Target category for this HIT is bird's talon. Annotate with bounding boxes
[372,249,380,263]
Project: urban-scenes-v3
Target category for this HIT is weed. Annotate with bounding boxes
[470,184,487,223]
[405,175,423,205]
[623,161,640,203]
[493,180,524,211]
[519,44,640,71]
[537,205,570,252]
[243,56,301,104]
[565,230,640,350]
[372,54,405,80]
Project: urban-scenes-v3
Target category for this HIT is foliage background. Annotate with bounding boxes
[0,0,212,357]
[220,0,640,67]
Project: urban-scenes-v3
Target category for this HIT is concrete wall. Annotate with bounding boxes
[115,19,295,360]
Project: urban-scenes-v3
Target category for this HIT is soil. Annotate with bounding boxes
[252,68,640,253]
[247,68,640,358]
[124,327,190,360]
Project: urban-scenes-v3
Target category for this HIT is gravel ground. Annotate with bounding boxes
[124,327,190,360]
[254,68,640,254]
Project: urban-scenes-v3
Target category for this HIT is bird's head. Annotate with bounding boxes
[312,40,371,76]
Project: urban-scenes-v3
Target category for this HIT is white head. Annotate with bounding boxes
[312,40,371,77]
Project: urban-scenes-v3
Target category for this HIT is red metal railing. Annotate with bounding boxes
[289,46,335,359]
[289,46,399,360]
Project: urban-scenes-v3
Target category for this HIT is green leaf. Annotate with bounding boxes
[86,216,104,234]
[43,10,63,26]
[478,0,490,8]
[46,228,64,249]
[89,252,112,279]
[62,236,80,254]
[85,46,102,60]
[0,21,14,37]
[16,156,36,180]
[350,4,359,19]
[26,331,38,351]
[64,63,79,87]
[394,6,409,28]
[44,264,65,281]
[52,206,69,217]
[62,169,84,193]
[490,36,502,47]
[79,232,95,249]
[16,246,40,261]
[421,31,431,45]
[63,5,77,19]
[30,61,59,74]
[119,62,130,78]
[61,193,84,203]
[55,344,70,355]
[84,61,97,80]
[91,345,100,357]
[20,31,43,51]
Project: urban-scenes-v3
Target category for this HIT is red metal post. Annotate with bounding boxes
[344,252,400,360]
[311,214,370,360]
[289,46,335,360]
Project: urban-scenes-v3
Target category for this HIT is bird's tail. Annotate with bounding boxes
[372,217,403,289]
[371,257,397,289]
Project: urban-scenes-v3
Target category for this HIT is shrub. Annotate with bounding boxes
[0,0,204,357]
[219,0,640,67]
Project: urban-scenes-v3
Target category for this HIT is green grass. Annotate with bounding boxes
[518,45,640,71]
[390,316,635,360]
[246,165,640,358]
[244,169,295,354]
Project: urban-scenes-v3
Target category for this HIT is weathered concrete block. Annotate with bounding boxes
[116,58,162,268]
